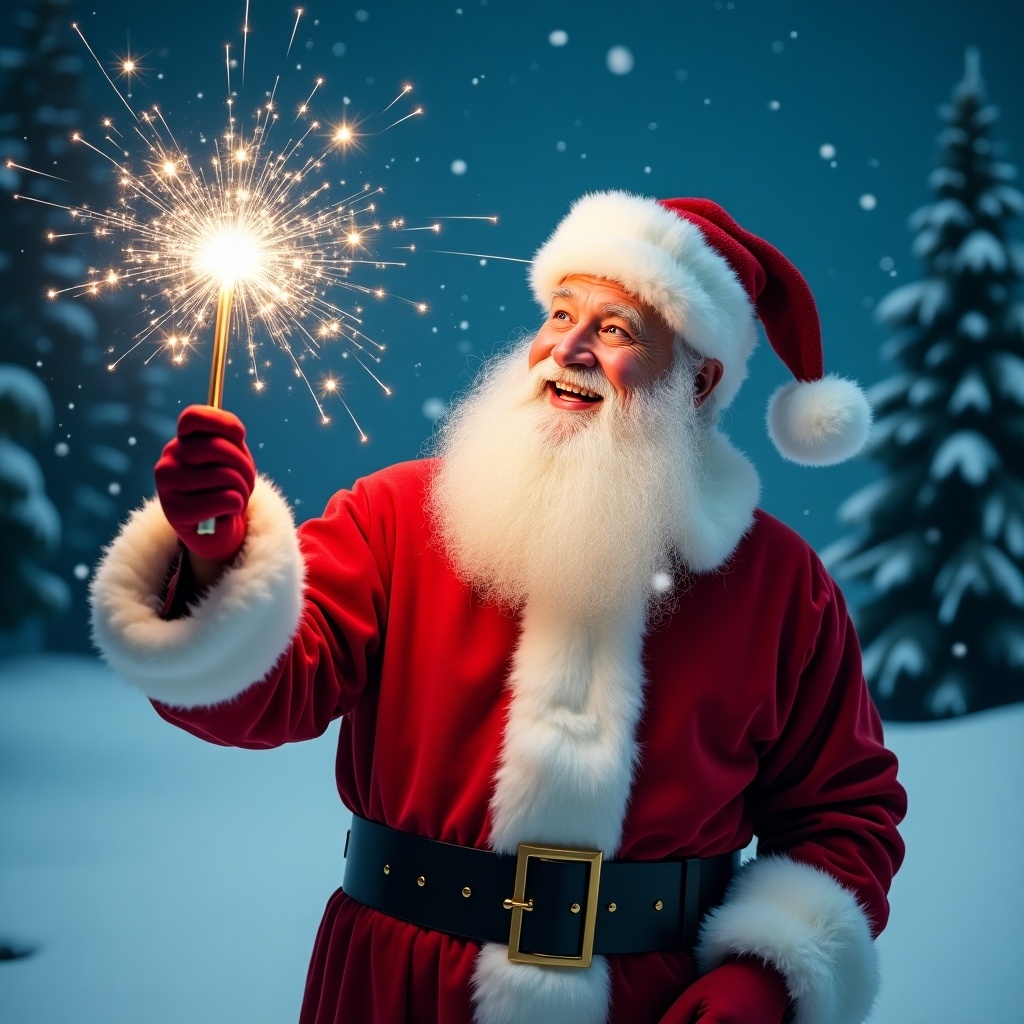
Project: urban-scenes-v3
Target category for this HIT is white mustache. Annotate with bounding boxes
[529,357,610,400]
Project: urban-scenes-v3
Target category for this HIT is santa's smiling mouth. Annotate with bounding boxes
[548,381,604,406]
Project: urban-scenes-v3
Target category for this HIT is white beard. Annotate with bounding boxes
[428,339,708,623]
[428,340,756,1024]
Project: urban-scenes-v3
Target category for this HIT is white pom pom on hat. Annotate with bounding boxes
[767,375,872,466]
[530,191,872,466]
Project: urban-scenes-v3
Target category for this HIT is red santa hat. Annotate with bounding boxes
[529,190,872,466]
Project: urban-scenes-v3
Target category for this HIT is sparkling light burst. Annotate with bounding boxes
[16,13,430,438]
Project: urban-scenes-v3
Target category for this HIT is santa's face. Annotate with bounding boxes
[430,332,710,620]
[528,275,677,413]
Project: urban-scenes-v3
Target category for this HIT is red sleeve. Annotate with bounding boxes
[749,563,907,935]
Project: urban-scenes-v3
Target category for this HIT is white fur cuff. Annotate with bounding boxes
[695,856,879,1024]
[89,475,305,708]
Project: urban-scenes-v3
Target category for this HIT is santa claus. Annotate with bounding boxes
[89,192,906,1024]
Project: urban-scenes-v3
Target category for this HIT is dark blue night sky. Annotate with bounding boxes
[18,0,1024,555]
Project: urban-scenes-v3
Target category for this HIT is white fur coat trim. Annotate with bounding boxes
[472,944,611,1024]
[89,475,305,708]
[488,603,647,857]
[695,856,879,1024]
[472,604,647,1024]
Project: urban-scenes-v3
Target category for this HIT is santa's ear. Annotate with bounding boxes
[694,358,724,408]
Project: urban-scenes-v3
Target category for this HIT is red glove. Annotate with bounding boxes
[154,405,256,563]
[659,957,790,1024]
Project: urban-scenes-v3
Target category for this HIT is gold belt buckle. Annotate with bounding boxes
[504,843,603,968]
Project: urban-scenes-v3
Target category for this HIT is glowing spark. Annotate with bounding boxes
[381,83,413,114]
[427,249,531,263]
[286,9,304,59]
[7,161,69,183]
[266,75,280,114]
[381,107,423,133]
[72,24,137,120]
[334,125,353,145]
[429,215,499,222]
[319,376,370,440]
[196,225,264,287]
[113,34,146,98]
[297,78,323,118]
[242,0,251,83]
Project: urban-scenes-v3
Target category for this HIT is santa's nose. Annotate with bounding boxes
[551,324,597,368]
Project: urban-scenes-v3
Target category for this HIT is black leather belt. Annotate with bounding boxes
[342,815,740,968]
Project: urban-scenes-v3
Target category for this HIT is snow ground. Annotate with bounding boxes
[1,654,1021,1023]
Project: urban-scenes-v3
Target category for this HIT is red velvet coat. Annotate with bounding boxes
[91,457,905,1024]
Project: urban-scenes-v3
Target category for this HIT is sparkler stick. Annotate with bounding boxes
[208,286,234,410]
[196,284,234,536]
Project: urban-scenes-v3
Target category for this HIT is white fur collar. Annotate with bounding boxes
[676,428,760,573]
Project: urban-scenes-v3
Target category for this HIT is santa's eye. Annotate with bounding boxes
[602,323,633,341]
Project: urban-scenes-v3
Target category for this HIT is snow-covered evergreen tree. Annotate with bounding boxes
[0,0,175,652]
[0,364,68,635]
[826,50,1024,720]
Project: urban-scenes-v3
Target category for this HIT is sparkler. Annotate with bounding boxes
[13,10,430,447]
[12,8,511,544]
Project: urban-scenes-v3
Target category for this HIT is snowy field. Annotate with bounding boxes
[1,653,1021,1023]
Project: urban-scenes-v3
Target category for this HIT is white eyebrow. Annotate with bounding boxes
[602,302,647,340]
[549,289,648,339]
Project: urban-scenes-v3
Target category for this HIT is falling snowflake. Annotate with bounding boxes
[606,46,634,75]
